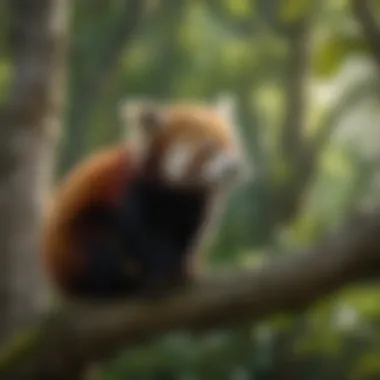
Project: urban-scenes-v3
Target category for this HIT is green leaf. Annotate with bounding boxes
[223,0,255,18]
[313,34,367,78]
[351,353,380,380]
[279,0,311,22]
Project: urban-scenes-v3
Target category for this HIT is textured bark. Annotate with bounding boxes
[2,208,380,379]
[0,0,68,345]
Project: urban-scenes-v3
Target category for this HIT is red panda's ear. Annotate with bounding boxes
[119,98,164,135]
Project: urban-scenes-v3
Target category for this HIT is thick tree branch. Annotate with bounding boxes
[352,0,380,71]
[2,208,380,379]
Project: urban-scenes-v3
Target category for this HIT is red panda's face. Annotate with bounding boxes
[121,99,248,191]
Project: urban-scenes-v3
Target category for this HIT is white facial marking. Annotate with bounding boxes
[202,152,240,185]
[163,142,194,182]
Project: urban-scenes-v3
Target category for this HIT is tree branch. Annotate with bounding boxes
[280,19,310,163]
[352,0,380,70]
[3,208,380,379]
[271,19,311,224]
[313,77,380,151]
[276,77,380,224]
[274,70,380,226]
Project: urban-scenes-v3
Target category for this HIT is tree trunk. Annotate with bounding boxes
[0,0,69,345]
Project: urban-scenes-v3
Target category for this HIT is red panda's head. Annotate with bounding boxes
[119,97,248,191]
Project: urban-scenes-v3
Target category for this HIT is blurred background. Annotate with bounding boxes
[3,0,380,379]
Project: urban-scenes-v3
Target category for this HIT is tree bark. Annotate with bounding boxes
[0,0,68,345]
[2,208,380,379]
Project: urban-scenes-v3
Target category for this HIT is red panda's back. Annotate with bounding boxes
[42,146,133,292]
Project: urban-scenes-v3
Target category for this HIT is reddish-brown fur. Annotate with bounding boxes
[42,146,135,291]
[144,105,239,184]
[42,104,241,295]
[150,105,237,161]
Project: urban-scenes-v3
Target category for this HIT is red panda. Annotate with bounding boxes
[42,97,247,299]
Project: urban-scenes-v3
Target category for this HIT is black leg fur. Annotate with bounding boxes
[69,177,207,299]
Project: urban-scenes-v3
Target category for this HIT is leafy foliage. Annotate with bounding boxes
[1,0,377,378]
